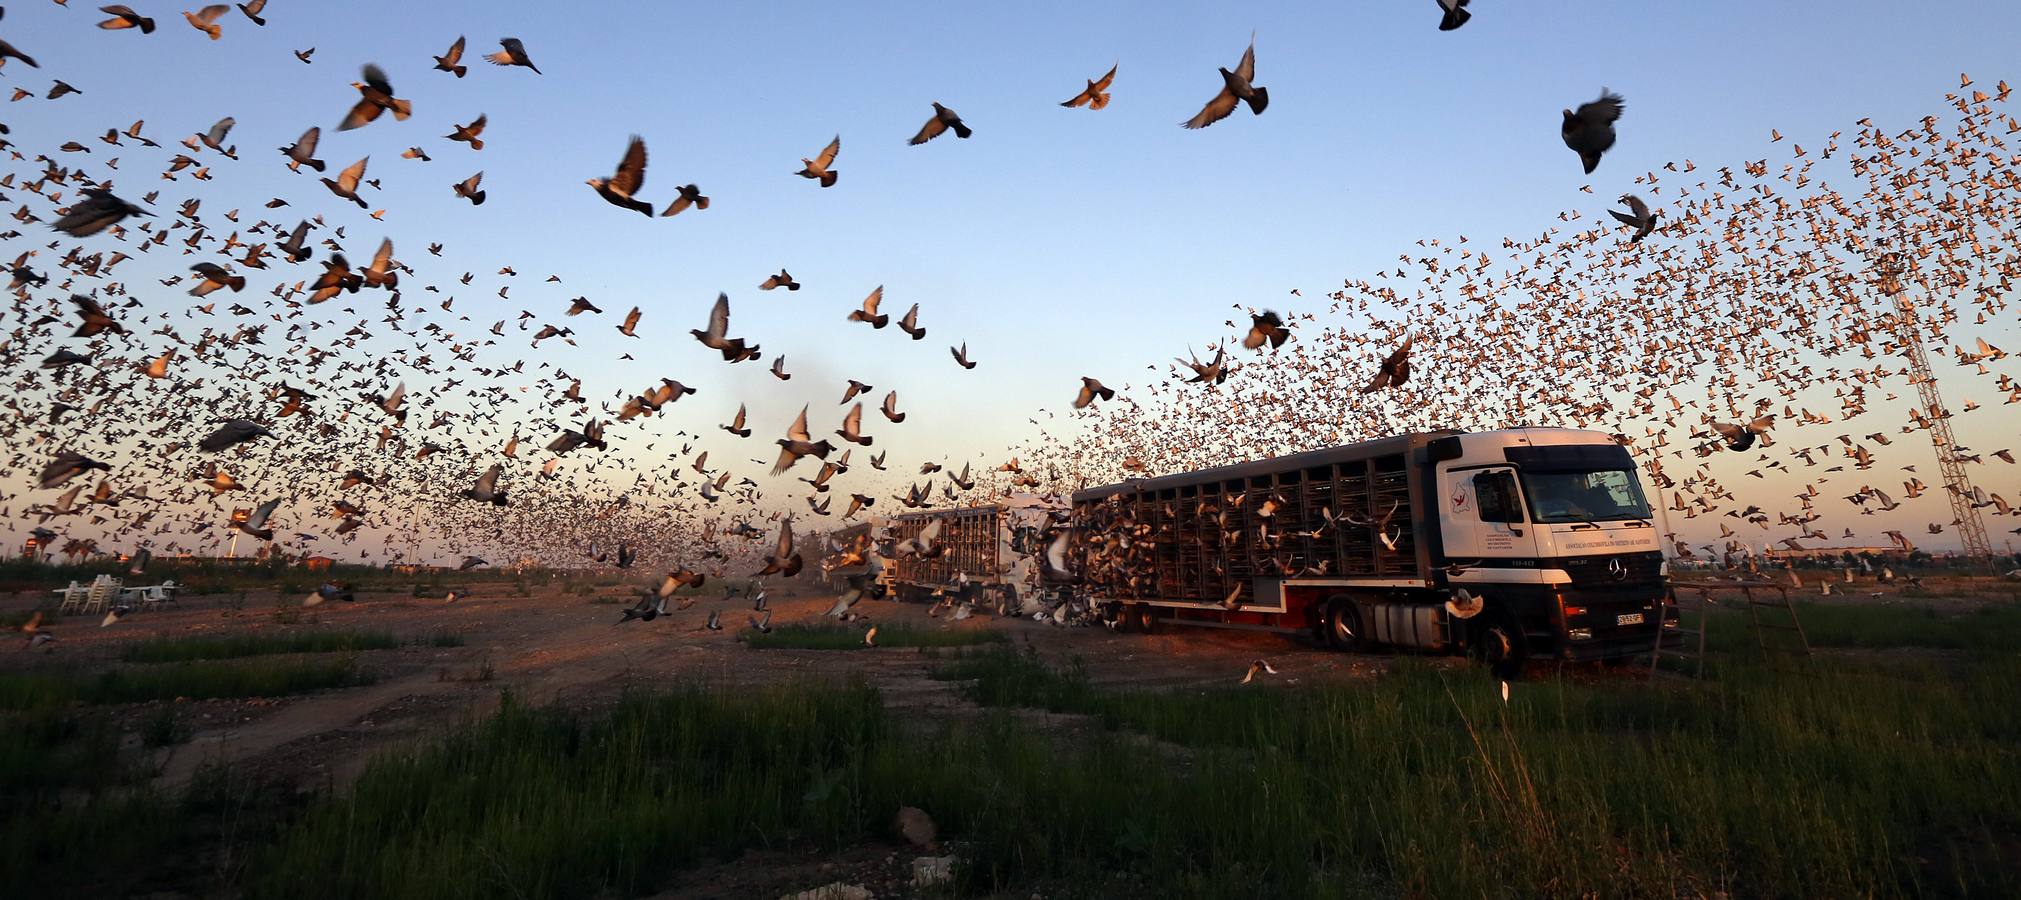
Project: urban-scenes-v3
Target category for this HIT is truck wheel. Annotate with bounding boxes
[1324,598,1365,652]
[1472,610,1528,681]
[1131,604,1157,634]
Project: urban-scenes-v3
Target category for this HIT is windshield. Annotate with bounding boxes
[1520,469,1652,523]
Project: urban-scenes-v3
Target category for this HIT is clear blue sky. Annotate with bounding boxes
[6,1,2019,556]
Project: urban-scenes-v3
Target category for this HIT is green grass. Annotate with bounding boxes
[741,622,1009,650]
[0,607,60,629]
[926,644,2021,897]
[1698,599,2021,654]
[0,705,184,897]
[423,629,466,648]
[249,682,899,900]
[121,629,465,663]
[6,636,2009,900]
[122,629,403,663]
[0,657,372,711]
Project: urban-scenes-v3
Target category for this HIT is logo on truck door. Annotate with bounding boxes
[1450,481,1471,513]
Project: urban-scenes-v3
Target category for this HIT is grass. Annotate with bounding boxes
[122,629,402,663]
[1696,598,2021,654]
[121,629,465,663]
[0,705,184,897]
[0,607,60,629]
[0,557,539,596]
[239,649,2021,898]
[923,644,2021,897]
[249,682,900,900]
[0,657,372,711]
[742,622,1009,650]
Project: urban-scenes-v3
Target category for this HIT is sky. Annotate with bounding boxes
[4,1,2020,559]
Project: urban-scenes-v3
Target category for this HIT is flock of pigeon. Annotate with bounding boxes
[1028,79,2021,575]
[2,0,2017,635]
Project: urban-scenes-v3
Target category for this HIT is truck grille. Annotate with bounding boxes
[1556,551,1664,587]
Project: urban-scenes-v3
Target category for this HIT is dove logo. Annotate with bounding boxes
[1450,482,1472,513]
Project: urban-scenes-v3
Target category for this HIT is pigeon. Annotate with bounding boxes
[1061,63,1118,109]
[70,294,125,337]
[52,188,152,237]
[1241,659,1278,684]
[896,303,925,340]
[1362,336,1413,392]
[195,116,235,152]
[618,593,666,624]
[198,419,272,452]
[773,407,836,475]
[660,184,708,217]
[281,126,325,172]
[1610,194,1658,242]
[321,156,370,208]
[1444,588,1484,619]
[1711,416,1775,452]
[1561,89,1625,174]
[588,136,653,215]
[463,464,508,505]
[486,38,541,74]
[1242,311,1290,350]
[690,293,761,362]
[848,286,888,327]
[38,451,111,490]
[453,171,486,205]
[760,269,800,291]
[98,6,157,33]
[1184,36,1267,129]
[951,343,976,369]
[235,497,281,541]
[797,135,840,187]
[1074,377,1115,409]
[447,114,486,150]
[909,103,972,144]
[337,64,412,131]
[1435,0,1471,31]
[434,36,467,77]
[185,4,228,40]
[756,518,803,577]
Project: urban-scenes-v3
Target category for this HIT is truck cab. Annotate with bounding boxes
[1430,428,1670,661]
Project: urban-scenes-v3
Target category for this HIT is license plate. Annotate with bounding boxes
[1616,613,1645,626]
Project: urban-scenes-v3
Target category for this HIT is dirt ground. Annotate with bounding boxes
[2,573,2011,898]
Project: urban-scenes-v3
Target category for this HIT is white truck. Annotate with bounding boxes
[1070,427,1676,669]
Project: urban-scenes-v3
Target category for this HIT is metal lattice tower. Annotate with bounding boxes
[1891,293,1993,561]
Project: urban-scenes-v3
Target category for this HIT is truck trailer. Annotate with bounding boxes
[884,498,1064,613]
[1070,427,1675,667]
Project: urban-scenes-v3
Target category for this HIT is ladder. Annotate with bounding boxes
[1648,581,1811,680]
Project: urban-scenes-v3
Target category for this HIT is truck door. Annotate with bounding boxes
[1439,467,1536,560]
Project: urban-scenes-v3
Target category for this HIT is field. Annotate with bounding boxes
[2,570,2017,898]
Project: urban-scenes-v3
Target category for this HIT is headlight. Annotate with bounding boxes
[1568,628,1594,640]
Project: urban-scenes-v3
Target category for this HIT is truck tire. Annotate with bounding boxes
[1471,609,1528,681]
[1324,597,1366,652]
[1130,603,1157,634]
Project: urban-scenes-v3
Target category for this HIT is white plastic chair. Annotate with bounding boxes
[54,580,86,613]
[81,576,122,614]
[134,581,181,608]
